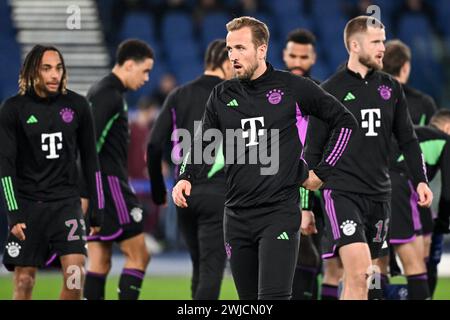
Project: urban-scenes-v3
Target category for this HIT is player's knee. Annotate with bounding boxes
[101,259,112,273]
[141,249,151,267]
[123,248,150,269]
[63,263,85,283]
[15,273,36,291]
[403,259,426,275]
[90,256,112,274]
[345,270,370,290]
[324,263,343,282]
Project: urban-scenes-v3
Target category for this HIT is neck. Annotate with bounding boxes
[34,87,47,98]
[431,122,444,132]
[347,54,371,79]
[395,75,407,85]
[204,68,225,79]
[112,66,127,88]
[250,60,267,80]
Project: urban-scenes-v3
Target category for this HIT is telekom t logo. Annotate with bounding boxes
[41,132,63,159]
[361,109,381,136]
[241,117,265,146]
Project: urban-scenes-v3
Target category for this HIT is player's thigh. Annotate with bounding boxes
[86,241,113,271]
[60,254,86,279]
[339,242,372,278]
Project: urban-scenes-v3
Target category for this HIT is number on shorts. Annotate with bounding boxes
[65,219,80,241]
[79,219,86,231]
[373,219,389,243]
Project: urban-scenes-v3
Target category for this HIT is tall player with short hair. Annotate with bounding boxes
[83,39,154,300]
[172,16,357,300]
[306,16,433,300]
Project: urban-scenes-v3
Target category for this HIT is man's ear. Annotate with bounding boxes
[258,43,268,61]
[444,122,450,135]
[123,59,134,72]
[350,38,360,53]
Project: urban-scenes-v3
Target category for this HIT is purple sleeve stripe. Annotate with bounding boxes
[108,176,125,225]
[329,128,349,165]
[326,128,346,164]
[330,129,352,166]
[96,171,104,209]
[295,103,309,146]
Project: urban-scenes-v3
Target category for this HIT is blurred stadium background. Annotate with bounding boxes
[0,0,450,299]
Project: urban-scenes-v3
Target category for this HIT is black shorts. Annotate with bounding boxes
[321,189,390,260]
[419,206,434,236]
[3,197,86,271]
[87,175,144,243]
[389,172,422,244]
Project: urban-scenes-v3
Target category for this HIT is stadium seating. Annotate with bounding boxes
[0,0,448,108]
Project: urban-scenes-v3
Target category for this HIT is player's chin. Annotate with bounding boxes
[373,59,383,70]
[46,84,59,92]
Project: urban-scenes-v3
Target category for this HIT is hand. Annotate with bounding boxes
[11,223,26,241]
[172,180,192,208]
[301,210,318,236]
[416,182,433,208]
[302,170,323,191]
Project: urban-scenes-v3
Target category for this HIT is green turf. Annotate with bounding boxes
[0,274,449,300]
[0,273,239,300]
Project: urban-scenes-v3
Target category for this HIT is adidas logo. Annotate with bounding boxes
[277,232,289,240]
[26,115,38,124]
[343,92,356,102]
[227,99,238,107]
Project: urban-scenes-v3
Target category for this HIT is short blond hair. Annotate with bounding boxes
[344,16,384,52]
[226,16,270,48]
